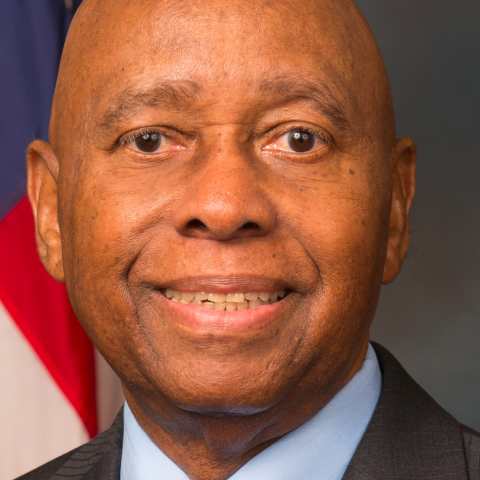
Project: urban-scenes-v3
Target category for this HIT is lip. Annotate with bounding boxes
[150,275,294,332]
[159,274,291,294]
[159,294,291,332]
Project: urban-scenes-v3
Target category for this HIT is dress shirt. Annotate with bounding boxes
[120,343,381,480]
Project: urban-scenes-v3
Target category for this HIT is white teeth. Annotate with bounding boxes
[162,289,288,309]
[237,300,249,310]
[215,302,226,311]
[259,292,270,302]
[173,290,182,300]
[182,292,195,302]
[208,293,226,303]
[226,293,245,303]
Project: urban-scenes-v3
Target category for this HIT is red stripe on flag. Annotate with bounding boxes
[0,196,97,438]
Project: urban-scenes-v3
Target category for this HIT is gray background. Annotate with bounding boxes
[355,0,480,430]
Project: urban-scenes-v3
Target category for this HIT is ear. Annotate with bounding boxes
[27,140,65,282]
[382,137,417,284]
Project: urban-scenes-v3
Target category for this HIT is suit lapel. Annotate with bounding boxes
[342,343,469,480]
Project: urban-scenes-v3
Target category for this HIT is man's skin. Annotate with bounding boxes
[26,0,416,479]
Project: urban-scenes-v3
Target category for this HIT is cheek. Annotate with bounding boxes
[275,183,389,371]
[58,164,178,352]
[283,176,390,302]
[64,160,179,271]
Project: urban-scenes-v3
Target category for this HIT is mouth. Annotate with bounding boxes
[161,289,287,311]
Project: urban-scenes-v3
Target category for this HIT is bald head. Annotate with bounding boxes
[50,0,394,158]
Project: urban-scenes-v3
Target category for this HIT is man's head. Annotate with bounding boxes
[27,0,415,473]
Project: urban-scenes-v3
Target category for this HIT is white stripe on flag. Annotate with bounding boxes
[0,301,89,480]
[95,348,124,433]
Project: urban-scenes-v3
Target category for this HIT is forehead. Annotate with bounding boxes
[54,0,394,154]
[88,0,354,57]
[78,0,356,111]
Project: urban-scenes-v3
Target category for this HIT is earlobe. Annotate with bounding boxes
[382,137,417,284]
[27,140,65,282]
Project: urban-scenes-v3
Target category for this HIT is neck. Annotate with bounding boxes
[122,340,369,480]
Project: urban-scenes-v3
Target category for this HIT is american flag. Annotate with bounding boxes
[0,2,122,478]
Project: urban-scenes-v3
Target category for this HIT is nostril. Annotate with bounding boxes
[241,221,260,230]
[182,218,264,239]
[187,219,207,229]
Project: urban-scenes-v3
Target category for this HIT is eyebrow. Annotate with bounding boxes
[99,80,203,133]
[99,76,350,135]
[259,76,350,129]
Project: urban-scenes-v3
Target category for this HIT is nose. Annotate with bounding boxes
[171,133,276,241]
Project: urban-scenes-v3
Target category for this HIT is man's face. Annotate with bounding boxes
[32,0,413,418]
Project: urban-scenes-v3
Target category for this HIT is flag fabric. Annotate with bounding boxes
[0,2,123,478]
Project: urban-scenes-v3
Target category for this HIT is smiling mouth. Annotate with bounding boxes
[161,289,287,311]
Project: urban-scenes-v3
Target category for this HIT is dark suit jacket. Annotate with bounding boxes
[17,343,480,479]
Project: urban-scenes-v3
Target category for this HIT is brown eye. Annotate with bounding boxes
[263,127,329,160]
[135,132,162,152]
[288,130,315,152]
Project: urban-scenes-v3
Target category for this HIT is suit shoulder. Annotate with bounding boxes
[462,423,480,439]
[461,424,480,480]
[15,410,124,480]
[14,446,83,480]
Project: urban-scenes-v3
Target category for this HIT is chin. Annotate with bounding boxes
[144,363,291,418]
[177,403,272,417]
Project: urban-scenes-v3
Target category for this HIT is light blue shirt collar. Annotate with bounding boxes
[121,343,381,480]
